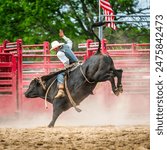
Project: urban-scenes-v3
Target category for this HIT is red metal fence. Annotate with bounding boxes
[79,40,150,95]
[0,53,17,116]
[0,39,150,117]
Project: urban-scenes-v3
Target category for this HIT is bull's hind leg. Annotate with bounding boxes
[110,76,119,96]
[114,69,123,93]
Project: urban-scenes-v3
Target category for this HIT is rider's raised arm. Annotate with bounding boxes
[59,29,73,49]
[62,35,73,49]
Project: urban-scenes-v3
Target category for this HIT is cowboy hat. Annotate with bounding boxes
[50,41,64,51]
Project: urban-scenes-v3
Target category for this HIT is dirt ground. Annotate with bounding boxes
[0,95,150,150]
[0,125,149,150]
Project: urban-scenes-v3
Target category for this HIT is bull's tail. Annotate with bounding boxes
[91,21,111,54]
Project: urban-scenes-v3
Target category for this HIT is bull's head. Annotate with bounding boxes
[24,78,40,98]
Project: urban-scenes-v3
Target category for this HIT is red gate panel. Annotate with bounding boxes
[0,39,150,118]
[0,53,17,117]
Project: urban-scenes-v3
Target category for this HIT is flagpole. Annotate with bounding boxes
[98,0,103,40]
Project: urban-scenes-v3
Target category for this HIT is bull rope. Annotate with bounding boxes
[44,78,57,109]
[42,65,90,111]
[80,66,95,84]
[64,75,81,112]
[43,75,82,112]
[42,64,80,109]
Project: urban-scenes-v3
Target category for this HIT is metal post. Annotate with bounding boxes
[11,55,17,114]
[17,39,23,112]
[3,40,9,53]
[43,41,50,74]
[0,46,3,53]
[101,39,107,54]
[86,39,93,59]
[132,43,136,53]
[98,0,103,40]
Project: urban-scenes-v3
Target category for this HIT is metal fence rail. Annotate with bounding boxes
[0,39,150,116]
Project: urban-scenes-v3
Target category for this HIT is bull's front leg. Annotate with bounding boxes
[48,99,64,128]
[110,76,119,96]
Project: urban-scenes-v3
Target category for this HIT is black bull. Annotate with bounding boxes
[24,22,123,127]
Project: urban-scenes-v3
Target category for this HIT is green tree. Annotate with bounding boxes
[0,0,150,49]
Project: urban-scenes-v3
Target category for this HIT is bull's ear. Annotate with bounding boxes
[35,80,40,86]
[31,78,40,86]
[34,77,39,81]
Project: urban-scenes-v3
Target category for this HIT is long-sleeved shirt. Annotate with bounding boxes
[62,35,73,49]
[57,36,78,65]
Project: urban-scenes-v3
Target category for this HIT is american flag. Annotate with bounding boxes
[100,0,117,30]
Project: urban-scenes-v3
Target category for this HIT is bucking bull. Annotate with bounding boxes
[25,22,123,127]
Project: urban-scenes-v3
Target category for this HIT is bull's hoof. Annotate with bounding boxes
[48,124,54,128]
[114,88,119,96]
[118,85,123,93]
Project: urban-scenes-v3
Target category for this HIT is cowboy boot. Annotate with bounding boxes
[55,83,65,99]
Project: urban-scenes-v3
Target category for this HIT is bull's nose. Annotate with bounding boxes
[24,92,28,97]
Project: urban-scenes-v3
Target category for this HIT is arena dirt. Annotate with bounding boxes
[0,125,149,150]
[0,85,150,150]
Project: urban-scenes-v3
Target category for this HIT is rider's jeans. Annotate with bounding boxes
[57,72,65,84]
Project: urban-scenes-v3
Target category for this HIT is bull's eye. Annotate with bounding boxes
[36,82,40,86]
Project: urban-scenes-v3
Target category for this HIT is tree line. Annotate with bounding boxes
[0,0,150,50]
